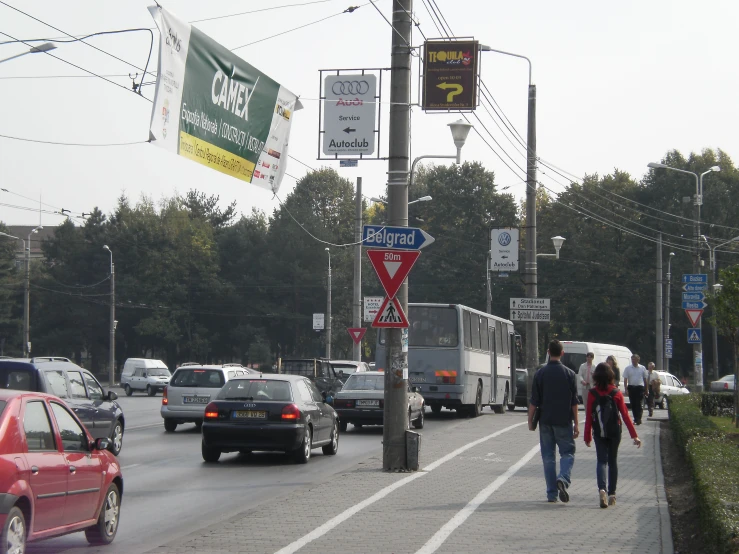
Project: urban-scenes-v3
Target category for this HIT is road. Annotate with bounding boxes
[28,392,465,554]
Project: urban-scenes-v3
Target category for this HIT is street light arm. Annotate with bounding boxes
[479,45,532,85]
[409,154,456,188]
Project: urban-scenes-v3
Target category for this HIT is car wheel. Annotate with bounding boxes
[108,420,123,456]
[294,426,312,464]
[431,404,442,415]
[147,385,156,397]
[353,423,363,429]
[164,419,177,432]
[194,421,203,431]
[413,406,425,429]
[2,506,26,554]
[124,384,132,397]
[507,403,516,412]
[202,441,221,463]
[322,421,339,455]
[339,420,348,433]
[85,483,120,545]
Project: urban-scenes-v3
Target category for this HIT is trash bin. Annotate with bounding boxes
[406,430,421,471]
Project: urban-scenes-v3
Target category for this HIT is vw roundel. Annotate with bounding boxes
[498,232,512,246]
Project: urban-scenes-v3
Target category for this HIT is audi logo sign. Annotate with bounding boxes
[322,74,377,156]
[331,80,371,96]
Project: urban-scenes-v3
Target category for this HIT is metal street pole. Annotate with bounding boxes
[664,252,674,373]
[384,0,413,471]
[25,226,42,357]
[656,233,663,371]
[104,246,115,386]
[706,235,739,380]
[486,251,492,315]
[325,248,332,359]
[353,178,362,362]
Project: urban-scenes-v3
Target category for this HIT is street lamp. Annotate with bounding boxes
[325,247,331,360]
[370,195,432,205]
[0,42,56,64]
[664,252,675,372]
[103,245,115,386]
[23,226,43,357]
[648,162,721,392]
[536,236,566,259]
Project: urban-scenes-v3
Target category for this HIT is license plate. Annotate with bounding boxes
[183,396,209,404]
[409,374,426,383]
[233,410,266,419]
[356,399,379,407]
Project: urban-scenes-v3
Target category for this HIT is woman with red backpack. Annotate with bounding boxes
[584,362,642,508]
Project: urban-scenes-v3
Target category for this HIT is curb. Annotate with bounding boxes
[655,422,675,554]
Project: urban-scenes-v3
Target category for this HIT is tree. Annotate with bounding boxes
[0,224,22,355]
[708,265,739,426]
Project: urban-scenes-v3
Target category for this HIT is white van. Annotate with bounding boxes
[558,341,633,402]
[121,358,171,396]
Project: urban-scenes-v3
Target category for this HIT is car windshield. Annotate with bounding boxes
[720,375,734,382]
[219,379,293,402]
[281,361,315,377]
[332,363,359,376]
[148,368,170,377]
[343,374,384,391]
[170,369,224,388]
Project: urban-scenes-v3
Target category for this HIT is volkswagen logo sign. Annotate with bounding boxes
[498,232,512,247]
[331,80,370,95]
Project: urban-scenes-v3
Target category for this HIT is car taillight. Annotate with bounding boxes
[162,386,168,405]
[204,402,219,420]
[725,383,729,390]
[282,404,301,420]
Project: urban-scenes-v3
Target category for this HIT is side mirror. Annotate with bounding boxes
[93,437,110,451]
[107,390,118,401]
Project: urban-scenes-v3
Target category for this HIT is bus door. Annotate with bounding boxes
[489,323,497,404]
[510,333,519,401]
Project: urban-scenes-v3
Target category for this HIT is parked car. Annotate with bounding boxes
[121,358,171,397]
[333,371,424,431]
[278,358,344,398]
[329,360,370,381]
[710,374,736,392]
[0,358,125,455]
[0,389,123,550]
[654,371,690,409]
[200,374,339,464]
[508,368,529,411]
[161,364,254,432]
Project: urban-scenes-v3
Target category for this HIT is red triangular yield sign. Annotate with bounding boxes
[347,327,367,345]
[372,297,409,328]
[685,309,703,327]
[367,249,421,299]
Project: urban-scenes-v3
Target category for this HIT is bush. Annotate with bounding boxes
[670,394,739,553]
[702,392,736,418]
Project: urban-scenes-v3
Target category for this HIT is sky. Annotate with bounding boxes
[0,0,737,228]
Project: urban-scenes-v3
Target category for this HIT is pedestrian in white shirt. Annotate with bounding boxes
[623,354,648,425]
[578,352,595,404]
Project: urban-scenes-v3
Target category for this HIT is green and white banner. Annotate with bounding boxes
[148,6,300,193]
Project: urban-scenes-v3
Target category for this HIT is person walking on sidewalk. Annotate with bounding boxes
[577,352,595,404]
[585,362,641,508]
[529,340,579,503]
[606,355,621,387]
[647,363,661,417]
[623,354,648,425]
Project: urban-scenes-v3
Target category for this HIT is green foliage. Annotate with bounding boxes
[702,393,736,418]
[669,394,739,553]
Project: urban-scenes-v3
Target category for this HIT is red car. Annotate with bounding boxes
[0,390,123,553]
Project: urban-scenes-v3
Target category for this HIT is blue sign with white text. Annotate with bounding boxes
[682,273,707,284]
[682,301,707,310]
[683,283,708,292]
[682,292,705,302]
[687,328,702,344]
[665,338,673,358]
[362,225,435,250]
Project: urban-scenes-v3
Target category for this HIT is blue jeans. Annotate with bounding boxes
[539,423,576,501]
[594,428,621,495]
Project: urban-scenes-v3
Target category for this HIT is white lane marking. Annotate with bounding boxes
[121,463,141,470]
[127,423,164,431]
[273,421,527,554]
[415,443,541,554]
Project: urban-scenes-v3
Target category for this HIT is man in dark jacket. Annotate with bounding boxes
[529,340,579,503]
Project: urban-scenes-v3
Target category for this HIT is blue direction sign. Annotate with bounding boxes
[683,282,708,292]
[682,273,707,284]
[682,292,705,302]
[665,338,673,358]
[362,225,435,250]
[687,328,702,344]
[683,300,707,310]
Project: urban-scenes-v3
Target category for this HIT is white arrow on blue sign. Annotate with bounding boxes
[682,300,707,310]
[682,273,707,284]
[683,282,708,292]
[682,292,705,302]
[362,225,435,250]
[687,328,702,344]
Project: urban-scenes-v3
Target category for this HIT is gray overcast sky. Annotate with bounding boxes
[0,0,736,227]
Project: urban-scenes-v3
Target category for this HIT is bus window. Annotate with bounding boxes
[463,311,472,348]
[471,315,481,350]
[502,324,510,355]
[496,324,503,356]
[480,317,490,352]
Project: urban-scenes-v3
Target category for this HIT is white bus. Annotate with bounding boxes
[375,303,520,417]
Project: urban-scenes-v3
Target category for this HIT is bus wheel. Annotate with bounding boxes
[472,383,483,418]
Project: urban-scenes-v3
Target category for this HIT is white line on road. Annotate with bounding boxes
[273,421,527,554]
[126,423,163,431]
[121,463,141,470]
[414,442,541,554]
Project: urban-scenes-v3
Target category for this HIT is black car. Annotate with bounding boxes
[201,374,339,464]
[508,368,529,411]
[278,358,345,398]
[0,357,125,455]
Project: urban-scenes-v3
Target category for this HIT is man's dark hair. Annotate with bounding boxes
[548,340,563,357]
[592,362,615,389]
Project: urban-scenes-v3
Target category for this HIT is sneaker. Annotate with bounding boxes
[557,479,569,503]
[608,495,616,506]
[599,489,608,509]
[547,498,557,503]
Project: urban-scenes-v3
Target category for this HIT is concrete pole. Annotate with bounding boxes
[665,253,674,373]
[524,84,538,382]
[23,239,29,357]
[486,251,492,315]
[656,233,663,371]
[694,176,703,392]
[384,0,412,471]
[108,263,115,386]
[710,248,719,380]
[353,177,363,362]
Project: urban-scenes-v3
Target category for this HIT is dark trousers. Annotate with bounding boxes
[627,385,645,423]
[594,428,622,495]
[647,388,656,414]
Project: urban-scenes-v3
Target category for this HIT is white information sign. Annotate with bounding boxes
[313,313,325,330]
[323,74,377,155]
[509,298,551,310]
[510,309,551,322]
[363,296,384,322]
[490,228,519,272]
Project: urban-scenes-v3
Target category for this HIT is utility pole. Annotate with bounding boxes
[693,183,703,392]
[486,251,492,315]
[353,177,363,362]
[384,0,412,471]
[656,233,663,371]
[104,245,115,386]
[524,84,538,377]
[664,252,674,373]
[325,248,332,359]
[23,241,29,357]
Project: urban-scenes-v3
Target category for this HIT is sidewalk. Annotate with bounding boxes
[150,410,672,554]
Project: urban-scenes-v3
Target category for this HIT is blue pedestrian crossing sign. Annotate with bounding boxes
[687,328,702,344]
